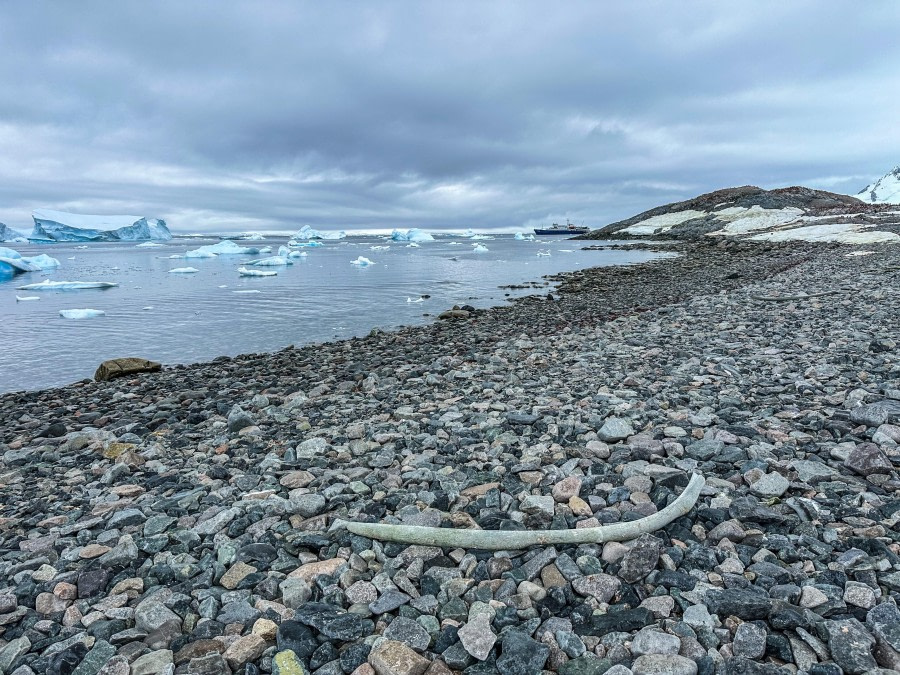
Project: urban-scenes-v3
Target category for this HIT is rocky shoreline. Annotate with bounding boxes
[0,239,898,675]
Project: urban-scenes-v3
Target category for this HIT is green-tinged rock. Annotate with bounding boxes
[273,649,309,675]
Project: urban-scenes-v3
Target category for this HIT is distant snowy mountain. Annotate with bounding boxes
[30,209,172,242]
[855,166,900,204]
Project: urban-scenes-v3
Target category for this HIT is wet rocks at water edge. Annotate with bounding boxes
[0,239,898,674]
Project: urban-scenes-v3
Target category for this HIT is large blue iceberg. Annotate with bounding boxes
[0,223,27,242]
[390,228,435,242]
[0,246,61,277]
[293,225,346,240]
[30,209,172,242]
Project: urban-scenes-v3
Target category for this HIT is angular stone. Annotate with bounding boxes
[552,477,582,502]
[369,640,430,675]
[826,619,877,674]
[220,561,257,590]
[280,471,315,488]
[733,622,767,659]
[135,599,181,633]
[289,558,345,582]
[748,472,789,498]
[618,534,661,583]
[571,574,620,603]
[630,628,680,656]
[94,357,161,382]
[384,616,431,652]
[273,649,309,675]
[70,639,117,675]
[458,613,496,661]
[496,629,550,675]
[130,650,174,675]
[850,400,900,427]
[845,443,894,476]
[598,417,634,442]
[631,654,697,675]
[224,633,267,670]
[0,636,30,673]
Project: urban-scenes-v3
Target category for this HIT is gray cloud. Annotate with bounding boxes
[1,1,898,233]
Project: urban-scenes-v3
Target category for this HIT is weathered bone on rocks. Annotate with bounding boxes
[333,473,705,551]
[749,290,840,302]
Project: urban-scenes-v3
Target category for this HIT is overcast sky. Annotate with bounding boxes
[1,2,898,234]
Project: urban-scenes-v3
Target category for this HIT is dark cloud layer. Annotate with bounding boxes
[1,2,898,232]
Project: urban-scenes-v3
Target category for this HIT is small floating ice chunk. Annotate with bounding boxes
[136,241,164,247]
[238,267,277,277]
[169,267,200,274]
[406,296,425,303]
[370,245,390,251]
[142,306,153,310]
[59,308,106,319]
[289,250,306,258]
[472,244,489,253]
[248,256,292,266]
[406,242,420,248]
[17,279,118,290]
[75,245,89,249]
[536,250,551,257]
[233,289,262,293]
[514,232,536,241]
[350,256,375,266]
[16,295,40,301]
[846,250,874,257]
[289,240,324,248]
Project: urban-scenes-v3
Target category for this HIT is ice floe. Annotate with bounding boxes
[238,267,277,277]
[169,267,200,274]
[248,256,292,266]
[59,308,106,319]
[136,241,164,248]
[288,240,324,248]
[186,240,262,257]
[16,295,40,302]
[16,279,118,290]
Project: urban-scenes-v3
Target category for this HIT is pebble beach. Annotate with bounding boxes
[0,239,898,675]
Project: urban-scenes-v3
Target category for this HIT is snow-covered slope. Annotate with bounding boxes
[855,167,900,204]
[30,209,172,242]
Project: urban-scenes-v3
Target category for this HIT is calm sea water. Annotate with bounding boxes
[0,235,671,393]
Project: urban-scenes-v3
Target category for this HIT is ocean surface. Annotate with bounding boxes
[0,235,673,393]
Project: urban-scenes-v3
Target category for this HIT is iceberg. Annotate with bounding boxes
[473,244,489,253]
[514,232,536,241]
[241,232,266,240]
[0,246,39,276]
[169,267,200,274]
[0,223,27,242]
[350,256,375,266]
[59,308,106,319]
[30,209,171,242]
[186,240,261,256]
[248,256,292,266]
[390,228,435,242]
[21,254,60,269]
[293,225,346,240]
[17,279,118,290]
[238,267,277,277]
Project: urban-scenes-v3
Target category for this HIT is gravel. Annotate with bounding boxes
[0,239,898,674]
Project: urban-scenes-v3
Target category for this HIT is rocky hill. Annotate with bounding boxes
[580,185,900,244]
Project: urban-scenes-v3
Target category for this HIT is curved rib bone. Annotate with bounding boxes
[333,472,705,551]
